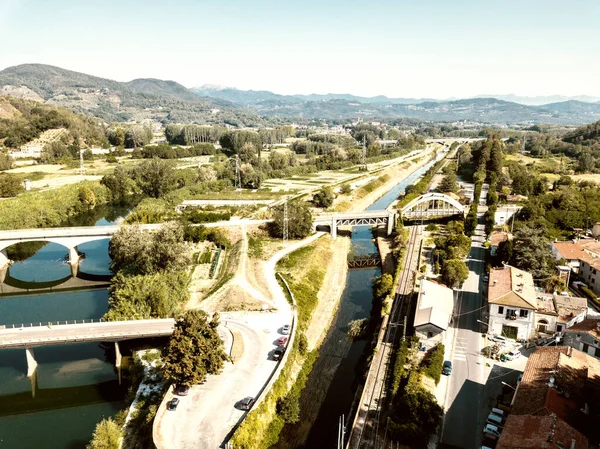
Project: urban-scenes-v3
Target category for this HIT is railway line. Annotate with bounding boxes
[349,224,423,449]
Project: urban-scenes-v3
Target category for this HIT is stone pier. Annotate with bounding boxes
[26,347,38,378]
[115,341,122,385]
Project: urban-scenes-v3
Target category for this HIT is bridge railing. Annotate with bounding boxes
[0,316,172,330]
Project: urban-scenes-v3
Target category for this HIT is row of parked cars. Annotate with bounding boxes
[482,406,509,448]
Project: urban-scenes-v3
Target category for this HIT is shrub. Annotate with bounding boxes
[420,343,445,385]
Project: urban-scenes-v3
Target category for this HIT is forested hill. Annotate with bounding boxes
[0,64,262,126]
[563,119,600,146]
[0,95,107,148]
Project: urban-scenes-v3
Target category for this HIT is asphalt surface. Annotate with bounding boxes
[0,319,175,348]
[441,185,489,449]
[156,313,290,449]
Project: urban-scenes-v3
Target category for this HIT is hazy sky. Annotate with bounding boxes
[1,0,599,98]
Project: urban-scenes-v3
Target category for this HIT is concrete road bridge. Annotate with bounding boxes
[400,192,465,220]
[0,318,175,384]
[313,210,396,239]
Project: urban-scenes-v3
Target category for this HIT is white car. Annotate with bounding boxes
[505,350,521,361]
[281,324,291,335]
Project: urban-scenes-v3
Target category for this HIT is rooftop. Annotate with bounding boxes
[536,294,588,322]
[488,265,537,309]
[496,415,588,449]
[552,240,600,261]
[512,346,600,434]
[565,319,600,339]
[580,253,600,271]
[490,231,513,247]
[413,279,454,331]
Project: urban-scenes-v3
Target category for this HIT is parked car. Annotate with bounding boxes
[517,373,523,384]
[167,398,179,411]
[505,350,521,361]
[442,360,453,375]
[481,433,498,448]
[489,334,507,344]
[240,397,255,410]
[175,385,190,396]
[281,324,291,335]
[277,336,288,346]
[273,346,285,361]
[486,413,504,427]
[483,424,502,438]
[491,407,505,418]
[483,274,489,282]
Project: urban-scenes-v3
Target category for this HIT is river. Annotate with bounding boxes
[274,152,445,448]
[0,207,130,449]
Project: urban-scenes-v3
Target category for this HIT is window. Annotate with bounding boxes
[556,325,563,332]
[520,310,529,318]
[498,306,504,315]
[595,347,600,358]
[583,343,589,353]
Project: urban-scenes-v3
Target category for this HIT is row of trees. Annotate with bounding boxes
[106,124,153,148]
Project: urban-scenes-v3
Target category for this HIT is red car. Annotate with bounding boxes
[277,336,288,346]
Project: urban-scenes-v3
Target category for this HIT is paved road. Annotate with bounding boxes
[441,185,489,449]
[156,313,290,449]
[0,319,175,348]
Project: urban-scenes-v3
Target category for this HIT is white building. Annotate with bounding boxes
[414,279,454,346]
[494,206,522,226]
[535,293,587,335]
[487,265,537,340]
[580,255,600,296]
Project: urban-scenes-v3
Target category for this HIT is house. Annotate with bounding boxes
[413,279,454,345]
[550,239,600,272]
[487,265,537,340]
[508,346,600,441]
[489,231,512,257]
[494,206,521,226]
[496,415,588,449]
[534,294,587,335]
[580,255,600,296]
[564,319,600,359]
[593,222,600,239]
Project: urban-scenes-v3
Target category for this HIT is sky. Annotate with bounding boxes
[1,0,599,99]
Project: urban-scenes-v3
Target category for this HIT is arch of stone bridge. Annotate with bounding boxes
[0,235,112,268]
[400,192,464,215]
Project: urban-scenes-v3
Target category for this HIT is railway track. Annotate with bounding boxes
[350,224,422,449]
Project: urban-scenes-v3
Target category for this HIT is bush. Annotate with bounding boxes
[0,174,24,197]
[420,344,445,385]
[313,186,335,208]
[340,183,352,195]
[348,318,368,340]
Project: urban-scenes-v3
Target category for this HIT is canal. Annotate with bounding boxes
[274,152,445,448]
[0,207,130,449]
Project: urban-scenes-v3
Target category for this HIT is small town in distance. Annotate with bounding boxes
[1,2,600,449]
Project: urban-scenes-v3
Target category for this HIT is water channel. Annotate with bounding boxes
[0,207,130,449]
[274,152,445,448]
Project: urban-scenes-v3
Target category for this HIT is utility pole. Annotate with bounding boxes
[79,148,85,175]
[361,135,367,171]
[234,155,241,190]
[337,414,345,449]
[283,199,289,243]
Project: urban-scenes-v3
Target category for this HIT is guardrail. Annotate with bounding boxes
[0,316,172,330]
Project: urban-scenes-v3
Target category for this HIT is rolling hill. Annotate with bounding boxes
[0,64,261,126]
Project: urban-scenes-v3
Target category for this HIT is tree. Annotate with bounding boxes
[509,226,554,278]
[438,172,458,193]
[162,310,228,386]
[87,417,121,449]
[441,259,469,288]
[578,152,596,173]
[313,186,335,208]
[101,165,136,203]
[0,151,14,171]
[78,185,97,210]
[239,163,263,189]
[109,223,190,275]
[270,200,313,239]
[133,159,177,198]
[373,273,394,299]
[0,174,24,197]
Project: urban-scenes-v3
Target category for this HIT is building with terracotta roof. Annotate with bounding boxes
[535,294,588,335]
[413,279,454,345]
[487,265,537,340]
[508,346,600,442]
[496,415,589,449]
[550,240,600,273]
[489,231,513,257]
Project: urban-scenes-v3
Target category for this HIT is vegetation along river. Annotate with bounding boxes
[0,207,130,449]
[274,152,445,448]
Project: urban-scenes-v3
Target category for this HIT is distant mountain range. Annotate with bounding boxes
[1,64,600,126]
